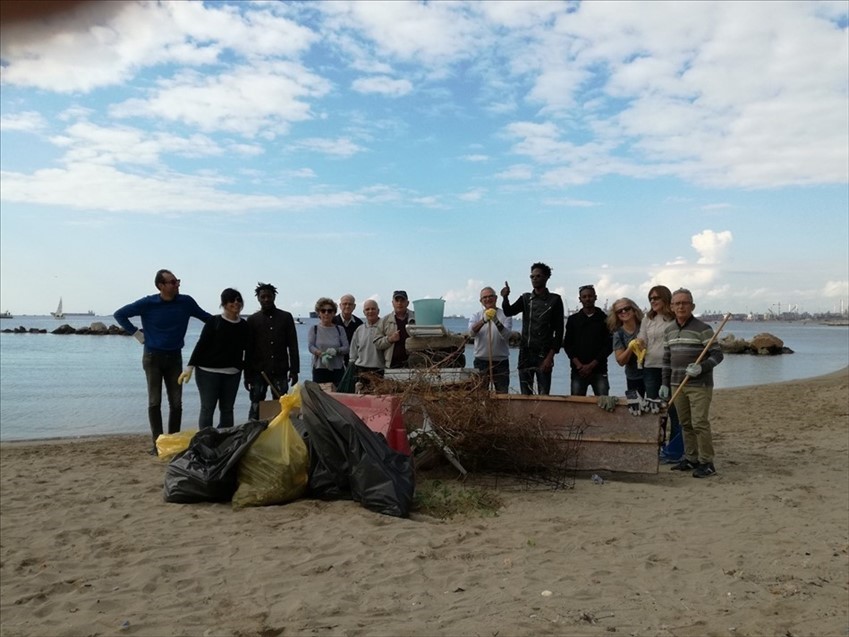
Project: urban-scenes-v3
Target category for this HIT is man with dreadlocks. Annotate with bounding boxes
[244,282,300,420]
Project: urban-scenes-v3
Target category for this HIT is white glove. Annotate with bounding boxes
[133,330,145,344]
[177,367,193,385]
[326,347,337,358]
[625,390,642,417]
[645,398,662,414]
[685,363,702,378]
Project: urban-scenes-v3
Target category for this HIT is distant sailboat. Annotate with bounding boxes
[51,297,65,319]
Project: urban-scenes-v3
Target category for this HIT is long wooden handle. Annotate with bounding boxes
[667,312,732,405]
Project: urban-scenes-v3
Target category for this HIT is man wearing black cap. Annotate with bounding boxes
[374,290,416,369]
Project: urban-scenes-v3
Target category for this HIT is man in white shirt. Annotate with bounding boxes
[468,286,513,393]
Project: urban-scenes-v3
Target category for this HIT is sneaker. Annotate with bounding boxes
[670,458,698,471]
[692,462,716,478]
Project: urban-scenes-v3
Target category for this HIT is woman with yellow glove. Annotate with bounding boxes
[607,298,646,415]
[637,285,682,462]
[180,288,248,429]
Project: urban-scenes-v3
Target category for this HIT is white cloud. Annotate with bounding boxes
[494,164,533,180]
[317,1,485,65]
[296,137,364,158]
[48,121,224,166]
[0,2,316,92]
[287,168,317,179]
[692,229,733,265]
[461,154,489,162]
[0,164,407,214]
[0,111,47,132]
[542,197,597,208]
[823,280,849,298]
[109,61,331,136]
[351,75,413,97]
[458,188,486,202]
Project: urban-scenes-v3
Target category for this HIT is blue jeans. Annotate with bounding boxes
[142,350,183,444]
[473,357,510,394]
[570,372,610,396]
[196,368,242,429]
[626,377,646,395]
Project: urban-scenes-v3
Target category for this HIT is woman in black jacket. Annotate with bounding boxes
[180,288,248,429]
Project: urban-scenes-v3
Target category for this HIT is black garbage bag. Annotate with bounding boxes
[299,381,414,517]
[163,420,267,503]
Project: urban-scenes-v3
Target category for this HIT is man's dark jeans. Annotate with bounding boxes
[570,372,610,396]
[474,357,510,394]
[518,351,551,395]
[196,368,242,429]
[248,375,288,421]
[142,350,183,445]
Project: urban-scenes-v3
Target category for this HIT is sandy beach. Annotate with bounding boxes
[1,369,847,637]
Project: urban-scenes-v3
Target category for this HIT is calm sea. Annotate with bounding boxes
[1,316,847,441]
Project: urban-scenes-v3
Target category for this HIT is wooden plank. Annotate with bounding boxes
[494,394,659,474]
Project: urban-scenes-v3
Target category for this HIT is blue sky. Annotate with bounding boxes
[1,0,847,318]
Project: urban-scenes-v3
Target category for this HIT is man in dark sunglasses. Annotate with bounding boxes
[114,269,212,455]
[501,263,564,395]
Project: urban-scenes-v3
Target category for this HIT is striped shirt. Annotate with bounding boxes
[662,316,723,387]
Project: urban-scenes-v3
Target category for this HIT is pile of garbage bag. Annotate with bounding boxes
[160,382,414,517]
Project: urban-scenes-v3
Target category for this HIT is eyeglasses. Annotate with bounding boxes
[480,294,496,300]
[319,308,335,313]
[649,296,661,301]
[616,307,633,315]
[163,279,180,286]
[671,301,692,307]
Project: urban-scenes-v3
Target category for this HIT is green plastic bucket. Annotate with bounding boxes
[413,298,445,326]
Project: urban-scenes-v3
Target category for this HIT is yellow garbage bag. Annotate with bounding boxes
[232,386,309,509]
[156,429,197,460]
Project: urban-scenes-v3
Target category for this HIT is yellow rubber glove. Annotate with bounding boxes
[483,308,497,322]
[177,367,193,385]
[628,339,646,368]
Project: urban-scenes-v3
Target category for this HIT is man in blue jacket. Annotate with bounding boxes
[114,269,211,454]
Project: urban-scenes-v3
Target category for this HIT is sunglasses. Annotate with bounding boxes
[616,307,633,314]
[163,279,180,286]
[649,296,661,301]
[319,308,335,313]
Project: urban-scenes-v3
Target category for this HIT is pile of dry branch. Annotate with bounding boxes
[370,368,583,489]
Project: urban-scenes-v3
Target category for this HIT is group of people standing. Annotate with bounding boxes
[471,261,724,478]
[113,272,416,455]
[115,265,724,479]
